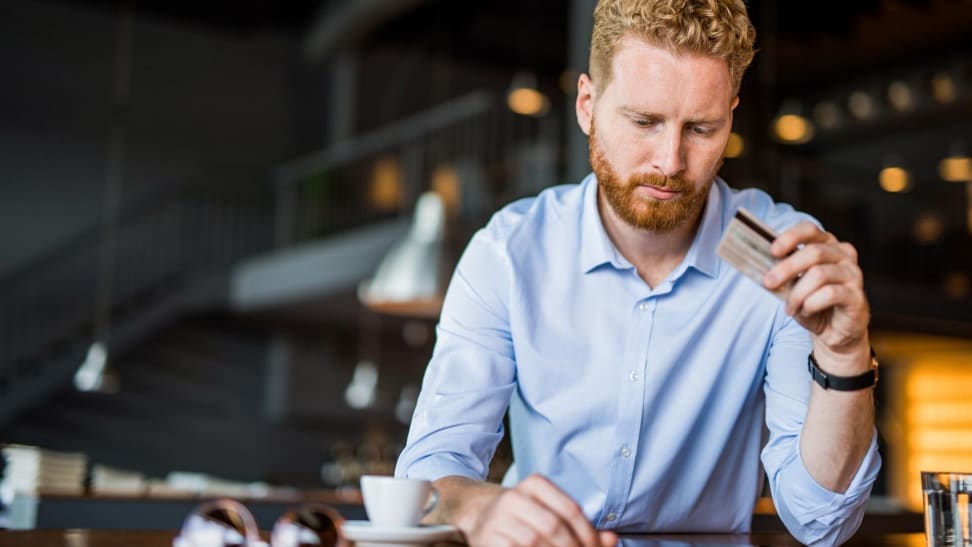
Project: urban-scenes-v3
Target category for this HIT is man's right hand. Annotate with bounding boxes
[428,474,617,547]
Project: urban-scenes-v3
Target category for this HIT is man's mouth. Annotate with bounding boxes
[636,184,680,200]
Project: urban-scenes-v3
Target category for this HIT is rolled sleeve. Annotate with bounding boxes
[395,226,517,482]
[765,429,881,545]
[402,445,502,483]
[761,315,881,546]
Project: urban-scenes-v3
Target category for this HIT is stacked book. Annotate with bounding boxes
[162,471,272,498]
[90,464,146,495]
[1,444,88,494]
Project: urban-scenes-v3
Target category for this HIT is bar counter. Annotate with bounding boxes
[0,529,927,546]
[8,490,924,534]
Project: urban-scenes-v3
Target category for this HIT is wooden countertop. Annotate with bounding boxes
[26,487,363,504]
[0,530,927,546]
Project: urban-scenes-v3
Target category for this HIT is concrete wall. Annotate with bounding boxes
[0,0,301,275]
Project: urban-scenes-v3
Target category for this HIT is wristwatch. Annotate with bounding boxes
[807,348,879,391]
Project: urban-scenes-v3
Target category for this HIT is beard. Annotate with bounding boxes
[589,120,716,233]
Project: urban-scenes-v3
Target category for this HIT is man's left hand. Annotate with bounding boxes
[762,221,870,356]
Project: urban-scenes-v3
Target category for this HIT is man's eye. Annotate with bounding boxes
[690,126,712,136]
[634,119,652,127]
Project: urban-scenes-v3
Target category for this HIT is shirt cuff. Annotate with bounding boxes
[396,453,485,482]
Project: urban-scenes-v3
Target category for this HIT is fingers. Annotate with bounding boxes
[503,493,574,547]
[763,221,863,291]
[763,242,854,290]
[493,506,559,547]
[518,475,600,547]
[797,283,862,318]
[471,490,555,547]
[471,475,602,547]
[769,221,833,257]
[781,263,860,316]
[598,530,618,547]
[758,222,870,346]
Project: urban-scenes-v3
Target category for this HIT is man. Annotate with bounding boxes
[395,1,880,546]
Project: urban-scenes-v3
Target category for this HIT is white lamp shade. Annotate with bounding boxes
[359,192,447,317]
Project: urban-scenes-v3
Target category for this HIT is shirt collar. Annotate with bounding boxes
[579,174,724,278]
[679,179,723,279]
[580,174,632,273]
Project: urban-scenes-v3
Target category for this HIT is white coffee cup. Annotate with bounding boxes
[360,475,439,528]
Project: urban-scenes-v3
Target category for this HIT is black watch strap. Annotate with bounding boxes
[807,349,879,391]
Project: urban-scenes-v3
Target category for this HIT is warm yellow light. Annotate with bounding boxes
[887,81,915,112]
[813,101,840,130]
[773,114,813,143]
[913,212,945,244]
[906,374,972,400]
[897,365,972,511]
[724,132,745,158]
[848,91,877,120]
[910,430,972,450]
[369,156,403,211]
[894,534,928,547]
[967,182,972,236]
[908,454,972,509]
[880,166,911,193]
[430,164,461,216]
[945,272,971,300]
[908,401,972,425]
[939,156,972,182]
[931,73,957,103]
[910,456,972,475]
[507,88,549,117]
[876,335,972,512]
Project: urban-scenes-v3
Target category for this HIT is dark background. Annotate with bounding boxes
[0,0,970,516]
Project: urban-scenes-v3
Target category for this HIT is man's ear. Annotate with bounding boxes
[728,96,739,127]
[576,73,596,136]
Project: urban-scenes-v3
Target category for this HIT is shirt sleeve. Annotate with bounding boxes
[394,226,517,482]
[761,314,882,546]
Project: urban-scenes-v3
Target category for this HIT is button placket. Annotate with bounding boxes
[602,296,653,531]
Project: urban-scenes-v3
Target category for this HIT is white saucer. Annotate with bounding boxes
[341,520,462,545]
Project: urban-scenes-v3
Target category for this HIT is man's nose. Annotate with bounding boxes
[651,130,685,177]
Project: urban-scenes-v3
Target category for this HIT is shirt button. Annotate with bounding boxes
[628,371,638,382]
[638,302,649,311]
[605,513,617,522]
[620,447,631,458]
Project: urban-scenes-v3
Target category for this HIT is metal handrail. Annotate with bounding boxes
[0,88,554,382]
[270,89,557,248]
[0,181,190,297]
[272,91,495,188]
[0,175,273,374]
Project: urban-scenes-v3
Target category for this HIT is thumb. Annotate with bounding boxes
[599,530,618,547]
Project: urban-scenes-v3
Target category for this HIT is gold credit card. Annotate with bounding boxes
[717,207,789,300]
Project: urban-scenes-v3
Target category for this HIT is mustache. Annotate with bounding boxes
[627,172,691,191]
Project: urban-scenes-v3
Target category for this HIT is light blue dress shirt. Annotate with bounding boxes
[396,174,881,546]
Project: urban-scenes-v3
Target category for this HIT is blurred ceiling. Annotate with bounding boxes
[47,0,970,184]
[15,0,972,331]
[46,0,972,82]
[48,0,325,32]
[759,0,972,88]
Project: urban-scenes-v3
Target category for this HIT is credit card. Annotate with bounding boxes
[717,207,789,300]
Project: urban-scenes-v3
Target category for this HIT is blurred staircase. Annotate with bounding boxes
[0,90,553,483]
[0,175,274,430]
[4,316,304,481]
